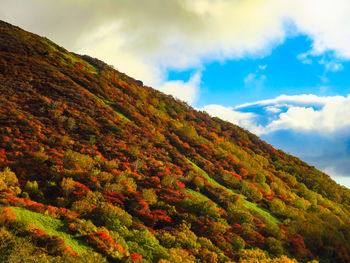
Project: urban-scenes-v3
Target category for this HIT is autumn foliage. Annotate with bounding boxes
[0,20,349,263]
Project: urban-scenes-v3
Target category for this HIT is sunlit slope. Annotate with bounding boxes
[0,20,349,263]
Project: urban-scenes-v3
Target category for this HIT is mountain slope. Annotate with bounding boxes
[0,20,349,263]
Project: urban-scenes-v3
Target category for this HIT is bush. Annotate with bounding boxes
[65,117,76,131]
[269,199,285,216]
[198,248,218,263]
[0,167,18,190]
[63,150,95,170]
[142,188,157,205]
[241,181,263,202]
[265,237,283,257]
[60,178,76,197]
[227,206,253,224]
[230,234,245,251]
[181,197,220,219]
[91,203,132,231]
[33,151,48,163]
[192,176,205,190]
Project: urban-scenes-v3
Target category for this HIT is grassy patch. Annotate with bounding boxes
[11,206,90,253]
[239,199,280,225]
[185,189,218,207]
[92,94,132,124]
[188,159,280,225]
[40,38,97,74]
[109,105,132,123]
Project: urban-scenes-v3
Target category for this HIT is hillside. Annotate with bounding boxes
[0,20,349,263]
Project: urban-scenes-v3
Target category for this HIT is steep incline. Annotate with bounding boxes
[0,20,349,263]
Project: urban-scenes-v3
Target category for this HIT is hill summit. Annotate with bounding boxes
[0,20,349,262]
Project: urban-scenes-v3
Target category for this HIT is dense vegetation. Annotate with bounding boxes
[0,20,349,262]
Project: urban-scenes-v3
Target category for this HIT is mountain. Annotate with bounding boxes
[0,20,349,263]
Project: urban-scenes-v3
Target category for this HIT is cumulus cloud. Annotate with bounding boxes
[251,94,350,135]
[199,104,256,125]
[198,104,265,135]
[290,0,350,59]
[157,72,202,104]
[202,94,350,135]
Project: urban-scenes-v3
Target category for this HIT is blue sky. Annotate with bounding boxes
[2,0,350,188]
[169,35,350,108]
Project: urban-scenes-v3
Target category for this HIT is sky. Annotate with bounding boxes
[2,0,350,188]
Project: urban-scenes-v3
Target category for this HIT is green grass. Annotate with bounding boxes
[41,38,97,74]
[11,206,90,253]
[239,199,280,225]
[187,159,281,225]
[189,160,225,189]
[185,189,218,207]
[110,105,132,123]
[92,94,132,123]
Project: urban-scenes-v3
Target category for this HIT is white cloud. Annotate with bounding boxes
[244,73,266,89]
[263,95,350,134]
[290,0,350,59]
[297,52,313,64]
[203,94,350,136]
[297,50,344,76]
[157,72,201,104]
[264,106,320,133]
[198,104,254,125]
[244,73,256,84]
[319,58,344,72]
[265,106,282,113]
[77,21,162,85]
[235,94,341,109]
[198,104,265,135]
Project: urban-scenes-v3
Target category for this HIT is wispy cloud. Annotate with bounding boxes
[319,58,344,72]
[235,94,338,109]
[244,63,268,90]
[297,52,313,64]
[258,65,267,70]
[244,73,267,89]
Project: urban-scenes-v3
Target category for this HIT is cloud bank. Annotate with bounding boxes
[202,94,350,135]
